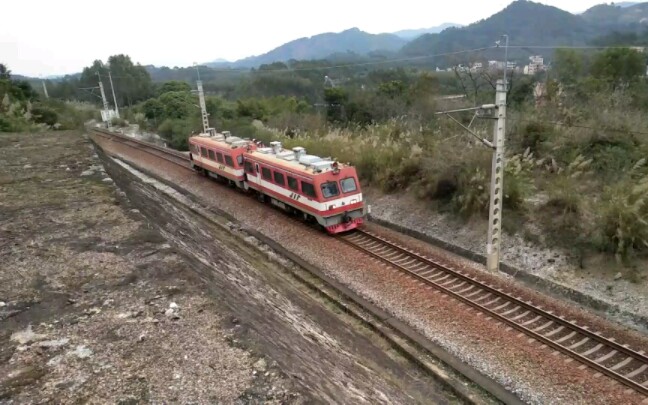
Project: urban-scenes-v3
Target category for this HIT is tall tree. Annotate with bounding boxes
[591,48,646,85]
[553,49,585,85]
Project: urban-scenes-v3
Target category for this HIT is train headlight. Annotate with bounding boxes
[329,204,336,210]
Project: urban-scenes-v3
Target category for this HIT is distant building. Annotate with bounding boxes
[488,61,516,71]
[470,62,483,72]
[524,55,546,75]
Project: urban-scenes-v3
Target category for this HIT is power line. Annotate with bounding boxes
[508,45,646,50]
[509,117,648,136]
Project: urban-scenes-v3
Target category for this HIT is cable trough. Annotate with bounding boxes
[340,229,648,396]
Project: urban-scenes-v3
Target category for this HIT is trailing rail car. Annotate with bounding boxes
[188,130,364,234]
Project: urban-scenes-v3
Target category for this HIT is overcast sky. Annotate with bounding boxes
[2,0,607,76]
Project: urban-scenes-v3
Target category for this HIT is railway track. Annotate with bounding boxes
[340,229,648,396]
[90,127,190,168]
[91,127,648,397]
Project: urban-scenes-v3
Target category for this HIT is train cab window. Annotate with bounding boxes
[321,181,340,198]
[273,172,285,186]
[340,177,357,193]
[216,152,224,163]
[225,155,234,167]
[287,176,298,191]
[237,155,244,165]
[261,167,272,181]
[208,150,215,160]
[200,147,208,157]
[301,181,316,198]
[244,161,255,174]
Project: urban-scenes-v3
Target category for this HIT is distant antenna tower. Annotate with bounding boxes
[194,64,210,134]
[324,75,336,88]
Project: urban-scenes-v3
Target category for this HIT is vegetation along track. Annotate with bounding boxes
[340,229,648,396]
[91,128,648,397]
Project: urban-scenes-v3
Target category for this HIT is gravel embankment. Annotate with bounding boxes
[0,131,297,403]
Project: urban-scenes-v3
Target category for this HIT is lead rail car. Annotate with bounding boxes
[189,130,364,234]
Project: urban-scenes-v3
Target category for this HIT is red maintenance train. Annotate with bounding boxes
[188,130,365,234]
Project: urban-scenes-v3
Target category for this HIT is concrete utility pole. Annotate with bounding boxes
[486,80,507,272]
[97,73,110,112]
[108,71,119,118]
[194,65,210,134]
[42,81,49,99]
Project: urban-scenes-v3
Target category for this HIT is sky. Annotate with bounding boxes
[2,0,610,77]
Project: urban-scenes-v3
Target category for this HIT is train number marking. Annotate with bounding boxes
[290,193,301,201]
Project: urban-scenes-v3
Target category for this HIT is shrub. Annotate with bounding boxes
[519,121,553,154]
[31,106,58,126]
[452,166,490,217]
[594,160,648,262]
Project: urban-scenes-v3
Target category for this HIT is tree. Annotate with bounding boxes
[158,91,194,119]
[78,55,152,107]
[107,54,152,107]
[324,87,348,123]
[157,80,191,95]
[553,49,585,85]
[591,48,646,85]
[0,64,10,80]
[142,98,164,121]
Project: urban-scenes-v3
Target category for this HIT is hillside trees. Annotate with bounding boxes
[78,55,152,107]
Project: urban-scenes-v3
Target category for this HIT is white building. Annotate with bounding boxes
[470,62,483,72]
[524,55,545,75]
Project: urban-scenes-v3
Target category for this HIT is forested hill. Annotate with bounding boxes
[401,1,593,57]
[581,2,648,29]
[216,28,406,68]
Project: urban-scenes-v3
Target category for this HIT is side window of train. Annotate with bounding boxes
[200,147,207,157]
[287,176,298,191]
[273,172,285,186]
[261,167,272,181]
[216,152,224,163]
[301,181,316,198]
[237,155,244,165]
[225,155,234,167]
[244,161,255,174]
[208,150,215,160]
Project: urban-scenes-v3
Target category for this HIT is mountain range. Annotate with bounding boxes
[206,1,648,69]
[390,23,462,40]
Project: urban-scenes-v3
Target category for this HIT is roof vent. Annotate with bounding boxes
[213,134,225,141]
[292,147,306,160]
[299,154,323,167]
[269,141,282,154]
[225,136,243,144]
[277,151,296,161]
[311,160,334,172]
[207,128,217,137]
[222,131,232,138]
[257,147,273,154]
[231,140,248,148]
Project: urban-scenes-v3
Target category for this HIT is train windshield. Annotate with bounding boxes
[340,177,357,193]
[321,181,339,198]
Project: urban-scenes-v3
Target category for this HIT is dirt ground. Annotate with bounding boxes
[0,131,299,403]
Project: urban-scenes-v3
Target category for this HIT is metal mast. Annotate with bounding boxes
[108,71,120,118]
[195,64,210,134]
